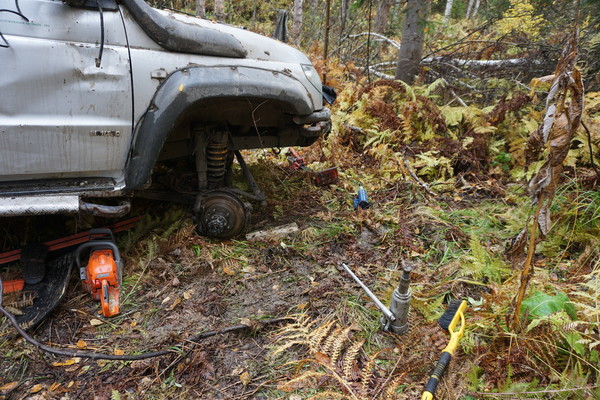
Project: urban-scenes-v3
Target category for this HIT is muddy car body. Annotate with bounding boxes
[0,0,330,235]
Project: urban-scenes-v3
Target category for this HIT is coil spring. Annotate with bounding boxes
[206,141,228,188]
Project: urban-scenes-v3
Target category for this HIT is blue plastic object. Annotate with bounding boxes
[353,184,371,210]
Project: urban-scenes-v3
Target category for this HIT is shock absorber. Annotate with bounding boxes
[206,140,228,189]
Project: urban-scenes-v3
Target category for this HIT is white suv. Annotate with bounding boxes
[0,0,331,237]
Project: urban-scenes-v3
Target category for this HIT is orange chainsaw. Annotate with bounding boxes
[75,229,122,318]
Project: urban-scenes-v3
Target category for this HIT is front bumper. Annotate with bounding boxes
[294,107,331,138]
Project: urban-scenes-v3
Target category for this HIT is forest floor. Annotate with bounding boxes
[1,74,599,399]
[0,147,597,399]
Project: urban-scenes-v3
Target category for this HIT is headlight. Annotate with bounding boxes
[301,64,322,93]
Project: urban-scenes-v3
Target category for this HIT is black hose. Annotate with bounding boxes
[1,278,288,361]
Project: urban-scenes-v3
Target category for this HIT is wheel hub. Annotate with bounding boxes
[195,191,247,239]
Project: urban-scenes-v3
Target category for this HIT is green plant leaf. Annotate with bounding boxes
[520,291,577,320]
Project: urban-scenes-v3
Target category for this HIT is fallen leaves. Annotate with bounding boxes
[0,381,19,393]
[239,370,251,386]
[29,384,43,394]
[52,358,79,367]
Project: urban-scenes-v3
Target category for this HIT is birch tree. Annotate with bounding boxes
[466,0,475,19]
[395,0,432,84]
[443,0,454,24]
[340,0,350,35]
[466,0,480,19]
[471,0,481,18]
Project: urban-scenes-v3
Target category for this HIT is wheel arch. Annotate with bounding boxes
[124,66,317,190]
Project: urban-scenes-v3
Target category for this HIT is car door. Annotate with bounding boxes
[0,0,132,185]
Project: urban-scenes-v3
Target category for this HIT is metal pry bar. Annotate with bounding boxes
[341,263,395,321]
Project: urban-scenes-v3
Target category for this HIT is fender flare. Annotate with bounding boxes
[124,66,316,190]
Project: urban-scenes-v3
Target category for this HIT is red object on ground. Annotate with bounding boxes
[288,147,306,170]
[2,279,25,293]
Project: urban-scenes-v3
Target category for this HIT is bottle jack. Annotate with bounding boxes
[341,263,412,334]
[380,265,412,334]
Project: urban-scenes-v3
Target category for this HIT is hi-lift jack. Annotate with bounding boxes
[75,229,122,318]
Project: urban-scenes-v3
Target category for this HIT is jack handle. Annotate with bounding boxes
[341,263,395,322]
[288,147,301,159]
[421,301,467,400]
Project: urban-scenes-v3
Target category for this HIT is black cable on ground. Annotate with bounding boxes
[0,278,289,361]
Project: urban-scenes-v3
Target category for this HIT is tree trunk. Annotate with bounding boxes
[466,0,475,19]
[215,0,225,21]
[374,0,392,34]
[443,0,454,24]
[195,0,205,18]
[471,0,481,18]
[395,0,431,84]
[292,0,304,46]
[340,0,350,36]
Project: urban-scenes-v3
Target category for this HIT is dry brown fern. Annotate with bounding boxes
[343,339,364,380]
[330,326,353,366]
[271,314,406,400]
[382,373,406,400]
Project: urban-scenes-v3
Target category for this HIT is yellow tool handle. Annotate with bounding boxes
[421,301,467,400]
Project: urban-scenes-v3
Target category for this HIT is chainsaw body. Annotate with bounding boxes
[75,230,122,317]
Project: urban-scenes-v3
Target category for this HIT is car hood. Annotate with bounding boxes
[164,10,312,65]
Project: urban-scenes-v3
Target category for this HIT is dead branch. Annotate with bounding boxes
[368,68,394,80]
[423,56,543,70]
[348,32,400,49]
[399,154,439,198]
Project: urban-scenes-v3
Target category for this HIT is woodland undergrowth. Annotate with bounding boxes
[2,4,599,400]
[265,46,599,399]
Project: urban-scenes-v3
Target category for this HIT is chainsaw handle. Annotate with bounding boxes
[74,241,122,269]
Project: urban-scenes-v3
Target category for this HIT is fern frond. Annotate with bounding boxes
[424,78,446,97]
[321,326,344,354]
[360,350,380,397]
[343,340,364,380]
[307,391,350,400]
[277,371,326,392]
[271,340,307,358]
[327,369,362,400]
[309,320,336,351]
[383,373,406,400]
[4,306,24,316]
[330,326,353,366]
[400,113,412,138]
